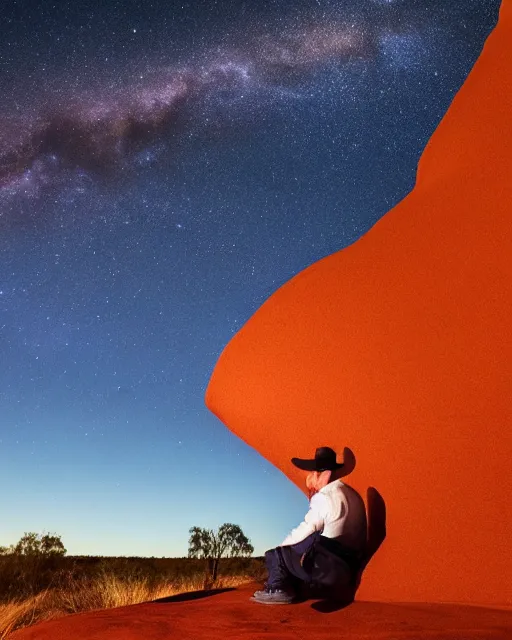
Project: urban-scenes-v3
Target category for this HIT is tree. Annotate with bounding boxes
[188,523,254,587]
[8,532,67,557]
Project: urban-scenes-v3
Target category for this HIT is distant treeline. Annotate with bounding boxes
[66,555,265,561]
[61,555,265,577]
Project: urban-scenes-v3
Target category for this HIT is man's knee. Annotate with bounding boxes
[264,548,277,562]
[264,548,281,572]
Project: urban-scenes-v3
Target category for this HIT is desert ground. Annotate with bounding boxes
[10,582,512,640]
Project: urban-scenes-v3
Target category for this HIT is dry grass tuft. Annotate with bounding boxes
[0,573,253,639]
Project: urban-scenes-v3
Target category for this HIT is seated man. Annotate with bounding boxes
[252,446,367,605]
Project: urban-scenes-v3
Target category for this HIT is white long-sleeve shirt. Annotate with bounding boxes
[280,480,367,551]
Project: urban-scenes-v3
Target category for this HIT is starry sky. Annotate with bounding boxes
[0,0,501,557]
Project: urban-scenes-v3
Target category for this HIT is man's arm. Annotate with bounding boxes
[279,492,327,547]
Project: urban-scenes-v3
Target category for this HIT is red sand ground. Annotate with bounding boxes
[11,584,512,640]
[206,0,512,607]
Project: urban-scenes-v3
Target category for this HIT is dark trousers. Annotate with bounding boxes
[264,532,360,595]
[264,532,320,591]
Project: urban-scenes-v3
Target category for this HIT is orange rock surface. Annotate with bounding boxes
[206,0,512,606]
[10,585,512,640]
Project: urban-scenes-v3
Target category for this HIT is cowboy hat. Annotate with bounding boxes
[291,447,344,472]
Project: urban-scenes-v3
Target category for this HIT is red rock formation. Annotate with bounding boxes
[206,1,512,606]
[10,584,512,640]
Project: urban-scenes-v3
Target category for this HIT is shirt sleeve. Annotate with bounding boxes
[279,492,327,547]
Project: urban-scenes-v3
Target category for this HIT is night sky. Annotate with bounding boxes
[0,0,501,557]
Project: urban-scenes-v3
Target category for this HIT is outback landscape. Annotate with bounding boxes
[1,0,511,638]
[0,529,264,638]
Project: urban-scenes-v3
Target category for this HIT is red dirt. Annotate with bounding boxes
[11,584,512,640]
[206,0,512,607]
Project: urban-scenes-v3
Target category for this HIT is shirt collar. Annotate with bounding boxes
[318,479,343,495]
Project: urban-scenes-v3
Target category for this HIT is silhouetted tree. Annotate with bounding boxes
[6,532,67,556]
[188,523,253,588]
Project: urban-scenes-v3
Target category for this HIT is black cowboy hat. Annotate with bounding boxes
[291,447,344,472]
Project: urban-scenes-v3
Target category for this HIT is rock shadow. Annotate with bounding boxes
[152,587,236,604]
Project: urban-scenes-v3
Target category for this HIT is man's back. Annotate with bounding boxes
[321,480,367,552]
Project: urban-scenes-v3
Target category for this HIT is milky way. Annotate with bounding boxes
[0,14,421,200]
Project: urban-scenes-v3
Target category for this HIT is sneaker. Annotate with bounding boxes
[251,587,295,605]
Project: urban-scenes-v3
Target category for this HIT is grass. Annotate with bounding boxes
[0,571,256,639]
